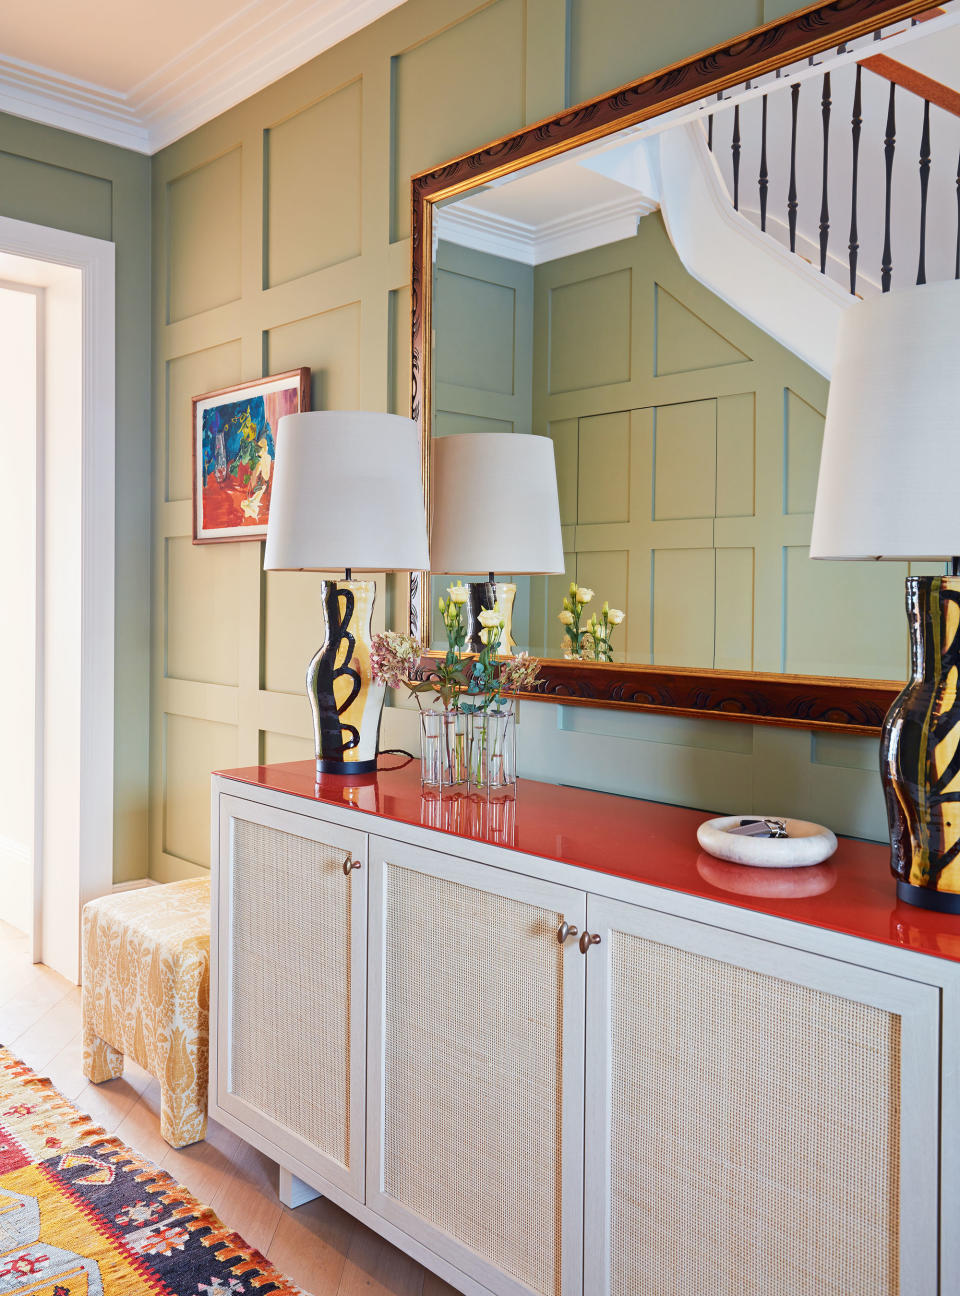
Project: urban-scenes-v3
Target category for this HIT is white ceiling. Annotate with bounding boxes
[0,0,406,153]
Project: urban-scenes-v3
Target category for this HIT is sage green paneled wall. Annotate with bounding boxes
[151,0,892,883]
[0,112,151,883]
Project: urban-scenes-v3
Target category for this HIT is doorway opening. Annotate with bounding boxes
[0,219,115,983]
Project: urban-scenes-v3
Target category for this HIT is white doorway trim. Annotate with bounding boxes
[0,215,116,982]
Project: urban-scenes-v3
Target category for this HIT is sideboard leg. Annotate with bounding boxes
[278,1165,323,1208]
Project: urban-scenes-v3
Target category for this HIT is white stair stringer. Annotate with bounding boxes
[654,123,853,378]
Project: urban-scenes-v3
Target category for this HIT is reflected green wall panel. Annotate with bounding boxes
[549,268,632,392]
[784,388,827,515]
[435,269,518,394]
[655,284,749,377]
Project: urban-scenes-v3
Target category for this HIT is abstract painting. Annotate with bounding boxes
[192,368,310,543]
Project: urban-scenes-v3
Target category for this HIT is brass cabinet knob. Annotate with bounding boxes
[557,920,579,945]
[343,857,361,876]
[578,930,601,954]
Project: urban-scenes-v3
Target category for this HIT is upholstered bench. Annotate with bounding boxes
[81,877,211,1148]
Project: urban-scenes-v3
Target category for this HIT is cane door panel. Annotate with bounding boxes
[583,894,940,1296]
[367,835,587,1296]
[216,795,368,1200]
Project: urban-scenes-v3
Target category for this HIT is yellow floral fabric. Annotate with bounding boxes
[81,879,210,1148]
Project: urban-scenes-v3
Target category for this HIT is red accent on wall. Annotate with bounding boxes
[217,758,960,964]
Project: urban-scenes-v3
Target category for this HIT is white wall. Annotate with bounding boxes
[0,284,38,934]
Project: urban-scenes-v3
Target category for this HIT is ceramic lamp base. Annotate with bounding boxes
[465,580,517,654]
[307,579,385,775]
[882,575,960,911]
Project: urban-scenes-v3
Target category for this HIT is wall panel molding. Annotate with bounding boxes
[150,0,902,879]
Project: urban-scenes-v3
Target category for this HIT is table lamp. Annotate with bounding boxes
[264,411,429,774]
[810,278,960,913]
[431,433,565,652]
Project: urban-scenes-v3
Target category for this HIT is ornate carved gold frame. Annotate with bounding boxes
[410,0,931,735]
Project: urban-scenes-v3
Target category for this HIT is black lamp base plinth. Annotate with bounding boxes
[315,757,378,776]
[896,880,960,914]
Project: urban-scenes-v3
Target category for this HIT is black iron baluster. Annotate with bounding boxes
[759,94,769,231]
[732,104,741,210]
[788,83,800,253]
[882,82,896,292]
[708,114,714,151]
[849,65,862,294]
[819,72,832,273]
[917,100,931,285]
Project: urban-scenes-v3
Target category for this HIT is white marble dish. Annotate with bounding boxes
[696,815,838,868]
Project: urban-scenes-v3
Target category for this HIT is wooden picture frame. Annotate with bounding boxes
[192,368,310,544]
[410,0,934,735]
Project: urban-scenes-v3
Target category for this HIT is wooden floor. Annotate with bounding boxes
[0,919,460,1296]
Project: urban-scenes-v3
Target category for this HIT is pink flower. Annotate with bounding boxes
[497,653,541,695]
[369,631,421,689]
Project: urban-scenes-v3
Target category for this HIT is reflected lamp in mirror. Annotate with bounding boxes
[810,279,960,913]
[430,433,565,653]
[264,411,430,775]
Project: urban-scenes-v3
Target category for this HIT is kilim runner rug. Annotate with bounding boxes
[0,1046,304,1295]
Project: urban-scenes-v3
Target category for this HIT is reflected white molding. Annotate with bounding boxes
[436,193,657,266]
[0,0,406,154]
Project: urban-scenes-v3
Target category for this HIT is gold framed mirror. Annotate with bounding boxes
[410,0,958,734]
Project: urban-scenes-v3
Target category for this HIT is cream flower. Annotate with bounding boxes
[478,607,504,628]
[576,586,594,604]
[558,609,574,625]
[447,581,468,604]
[607,608,625,625]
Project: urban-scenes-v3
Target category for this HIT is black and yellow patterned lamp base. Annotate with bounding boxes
[307,579,385,776]
[882,575,960,914]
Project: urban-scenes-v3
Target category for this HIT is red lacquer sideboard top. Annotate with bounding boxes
[216,756,960,965]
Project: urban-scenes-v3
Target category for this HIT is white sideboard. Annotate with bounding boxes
[209,762,960,1296]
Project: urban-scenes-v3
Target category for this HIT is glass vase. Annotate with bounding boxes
[469,709,517,791]
[420,709,468,789]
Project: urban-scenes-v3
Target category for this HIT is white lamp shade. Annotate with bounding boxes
[810,279,960,560]
[263,411,430,571]
[430,433,565,574]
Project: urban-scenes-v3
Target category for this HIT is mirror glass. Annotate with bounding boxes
[427,7,960,679]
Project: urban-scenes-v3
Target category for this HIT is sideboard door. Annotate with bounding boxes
[366,835,587,1296]
[213,794,368,1201]
[583,894,941,1296]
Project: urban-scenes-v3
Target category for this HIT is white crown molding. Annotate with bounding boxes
[437,193,658,266]
[0,0,406,154]
[0,55,150,152]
